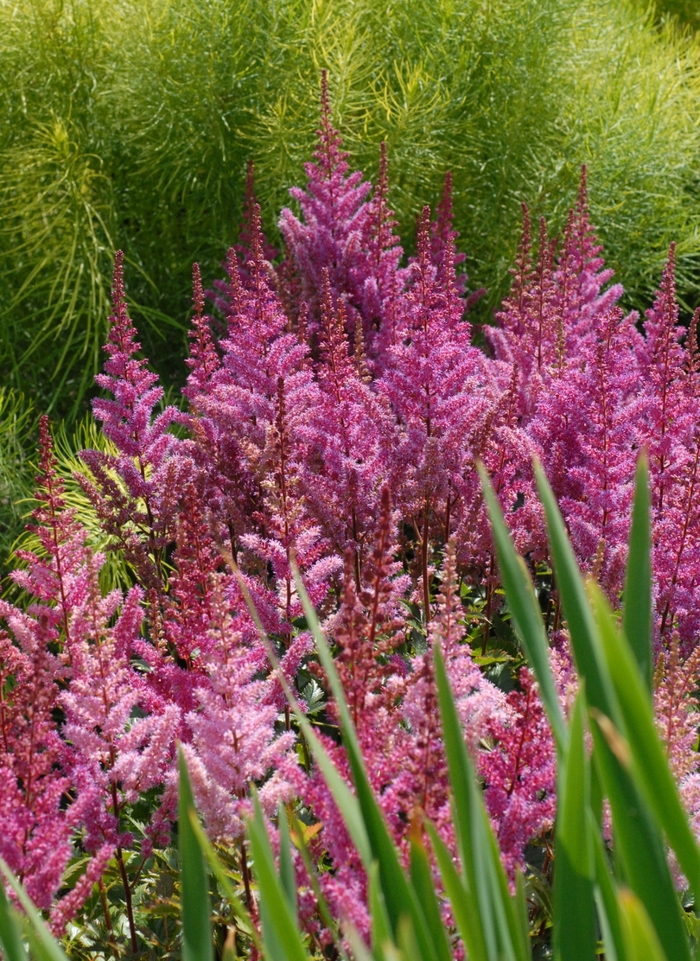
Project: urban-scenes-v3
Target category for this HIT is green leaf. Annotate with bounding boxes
[590,816,627,961]
[590,581,700,902]
[553,690,597,961]
[187,814,260,949]
[433,644,525,961]
[622,452,652,691]
[247,794,309,961]
[618,889,669,961]
[278,803,298,919]
[534,462,691,959]
[533,459,618,720]
[370,861,394,961]
[479,463,567,755]
[0,859,69,961]
[0,873,29,961]
[408,826,453,961]
[424,822,488,961]
[178,747,214,961]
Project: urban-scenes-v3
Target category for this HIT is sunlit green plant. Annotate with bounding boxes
[2,0,700,415]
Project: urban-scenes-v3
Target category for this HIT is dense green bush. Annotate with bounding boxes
[2,0,700,415]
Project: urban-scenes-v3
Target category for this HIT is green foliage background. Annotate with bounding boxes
[1,0,700,418]
[0,0,698,405]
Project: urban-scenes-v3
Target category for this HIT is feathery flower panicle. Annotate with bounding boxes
[183,263,221,404]
[640,246,700,646]
[301,272,396,576]
[279,71,372,338]
[0,421,131,925]
[80,252,190,593]
[531,307,645,593]
[554,167,623,352]
[378,206,497,611]
[352,142,407,367]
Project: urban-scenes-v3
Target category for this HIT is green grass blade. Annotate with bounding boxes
[533,459,618,719]
[553,689,597,961]
[433,644,523,961]
[533,463,690,958]
[408,827,453,961]
[479,463,567,755]
[278,803,298,919]
[590,582,700,900]
[424,821,488,961]
[618,889,669,961]
[589,715,691,961]
[187,815,261,950]
[247,795,309,961]
[590,814,627,961]
[513,870,530,961]
[622,452,652,691]
[0,874,29,961]
[369,861,393,961]
[0,859,68,961]
[293,564,443,961]
[178,747,214,961]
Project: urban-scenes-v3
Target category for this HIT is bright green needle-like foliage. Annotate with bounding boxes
[1,0,700,419]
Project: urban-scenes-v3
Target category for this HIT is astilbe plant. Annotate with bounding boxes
[9,87,700,955]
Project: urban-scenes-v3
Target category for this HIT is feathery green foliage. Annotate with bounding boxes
[2,0,700,415]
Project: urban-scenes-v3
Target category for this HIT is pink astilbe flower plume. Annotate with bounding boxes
[0,421,122,926]
[640,245,700,646]
[80,252,190,594]
[352,142,408,366]
[279,71,372,337]
[378,207,497,613]
[302,271,396,580]
[210,161,279,312]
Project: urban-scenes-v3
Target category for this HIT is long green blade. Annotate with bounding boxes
[553,690,597,961]
[622,452,652,691]
[434,644,524,961]
[0,859,69,961]
[247,795,309,961]
[0,873,29,961]
[178,747,214,961]
[618,889,669,961]
[425,822,488,961]
[409,828,453,961]
[278,804,298,919]
[591,582,700,900]
[533,460,618,720]
[479,463,567,755]
[534,463,691,959]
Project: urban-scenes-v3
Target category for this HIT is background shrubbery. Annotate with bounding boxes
[2,0,700,418]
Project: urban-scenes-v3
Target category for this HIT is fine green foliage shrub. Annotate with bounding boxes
[2,0,700,414]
